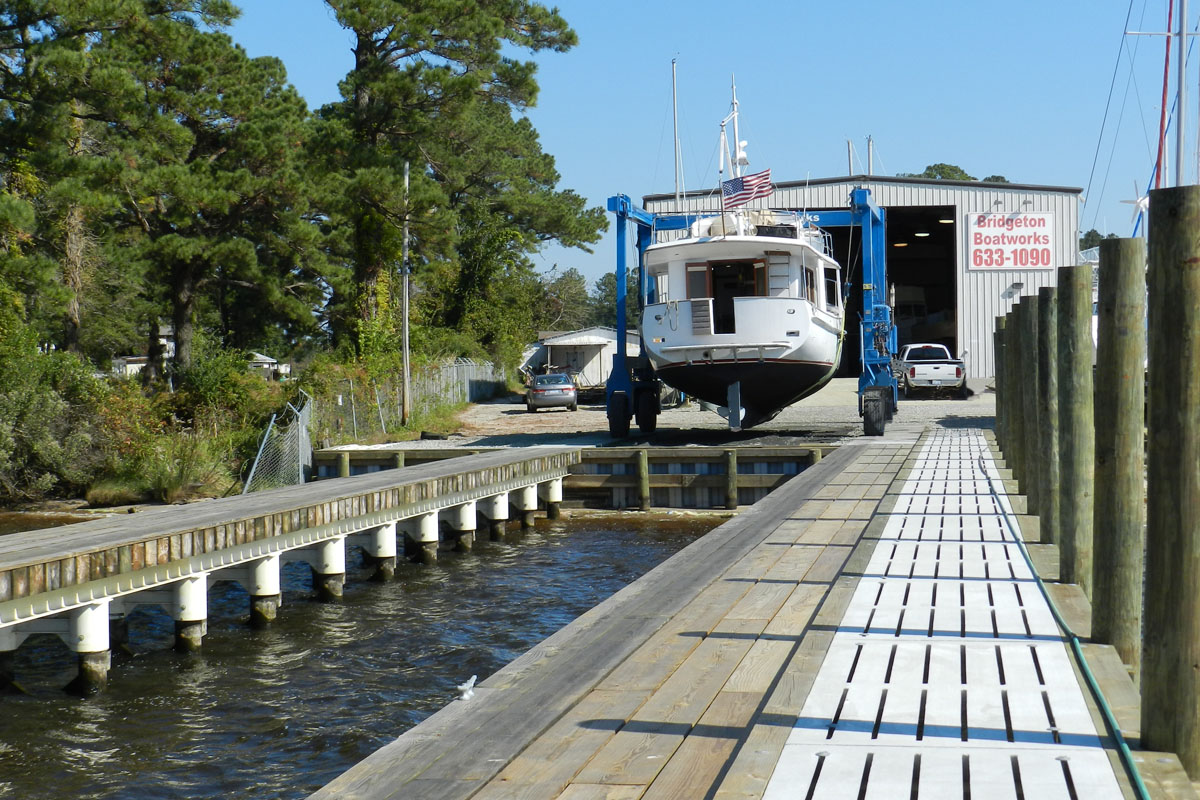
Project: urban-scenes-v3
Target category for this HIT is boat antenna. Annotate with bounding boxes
[672,58,683,208]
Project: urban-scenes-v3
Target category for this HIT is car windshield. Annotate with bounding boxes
[534,375,572,386]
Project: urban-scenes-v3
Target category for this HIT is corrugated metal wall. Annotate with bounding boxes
[644,177,1081,378]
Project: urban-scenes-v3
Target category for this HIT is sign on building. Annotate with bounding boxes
[966,212,1055,270]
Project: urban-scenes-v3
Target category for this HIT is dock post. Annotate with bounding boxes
[1142,185,1200,772]
[248,552,282,627]
[364,522,398,580]
[448,501,477,552]
[338,451,350,478]
[541,477,563,520]
[1056,265,1095,590]
[172,574,208,652]
[392,451,404,470]
[1003,307,1023,480]
[1092,238,1146,673]
[312,536,346,600]
[637,449,650,511]
[1017,297,1042,516]
[1037,287,1060,547]
[724,449,738,510]
[512,484,538,529]
[412,512,439,564]
[480,493,508,540]
[993,316,1007,452]
[809,448,822,466]
[65,599,110,695]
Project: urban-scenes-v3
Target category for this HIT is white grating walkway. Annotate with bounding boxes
[763,429,1125,800]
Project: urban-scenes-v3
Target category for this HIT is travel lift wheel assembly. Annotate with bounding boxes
[604,188,898,439]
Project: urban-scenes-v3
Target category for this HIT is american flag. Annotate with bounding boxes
[721,168,773,208]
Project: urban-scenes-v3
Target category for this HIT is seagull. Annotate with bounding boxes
[456,675,477,701]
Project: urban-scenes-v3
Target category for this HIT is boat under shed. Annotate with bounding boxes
[642,174,1082,380]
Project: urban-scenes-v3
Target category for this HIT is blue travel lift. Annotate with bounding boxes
[604,187,898,438]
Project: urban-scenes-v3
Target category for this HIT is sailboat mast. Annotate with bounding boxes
[1178,0,1188,185]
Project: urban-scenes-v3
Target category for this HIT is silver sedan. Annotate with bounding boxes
[525,374,578,412]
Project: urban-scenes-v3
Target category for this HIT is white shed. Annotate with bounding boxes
[523,326,641,390]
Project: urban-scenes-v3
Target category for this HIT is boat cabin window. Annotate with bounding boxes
[823,267,841,312]
[653,271,669,303]
[686,264,709,298]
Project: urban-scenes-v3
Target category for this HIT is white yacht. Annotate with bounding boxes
[640,208,846,429]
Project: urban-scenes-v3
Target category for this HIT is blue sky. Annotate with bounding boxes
[231,1,1180,286]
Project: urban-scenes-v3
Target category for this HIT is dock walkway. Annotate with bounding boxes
[311,429,1156,800]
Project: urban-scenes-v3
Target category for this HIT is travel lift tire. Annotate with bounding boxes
[863,388,888,437]
[635,390,658,435]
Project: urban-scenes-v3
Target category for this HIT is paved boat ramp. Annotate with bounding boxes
[311,429,1192,800]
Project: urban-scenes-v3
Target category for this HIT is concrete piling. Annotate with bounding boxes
[312,537,347,600]
[65,600,110,695]
[448,502,477,553]
[173,574,208,652]
[1091,237,1146,674]
[1056,265,1095,591]
[249,553,282,628]
[1141,185,1200,773]
[481,494,508,540]
[512,485,538,529]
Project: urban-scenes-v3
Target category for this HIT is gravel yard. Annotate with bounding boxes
[433,377,995,450]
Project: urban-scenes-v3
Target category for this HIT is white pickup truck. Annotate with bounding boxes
[896,343,968,398]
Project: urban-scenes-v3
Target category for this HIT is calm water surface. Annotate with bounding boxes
[0,515,714,800]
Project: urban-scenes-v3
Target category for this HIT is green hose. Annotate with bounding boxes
[977,450,1151,800]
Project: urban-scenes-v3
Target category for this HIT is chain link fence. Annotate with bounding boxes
[313,359,506,444]
[242,392,313,494]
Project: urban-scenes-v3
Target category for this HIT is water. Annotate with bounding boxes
[0,512,95,536]
[0,515,715,800]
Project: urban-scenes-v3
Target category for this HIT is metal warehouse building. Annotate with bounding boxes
[643,175,1081,379]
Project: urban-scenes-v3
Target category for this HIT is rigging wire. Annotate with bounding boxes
[1084,0,1140,221]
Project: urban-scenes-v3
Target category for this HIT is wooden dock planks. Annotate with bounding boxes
[309,441,908,800]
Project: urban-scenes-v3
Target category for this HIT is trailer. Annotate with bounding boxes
[604,188,898,437]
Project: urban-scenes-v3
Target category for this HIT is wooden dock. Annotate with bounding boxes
[0,447,579,692]
[310,429,1193,800]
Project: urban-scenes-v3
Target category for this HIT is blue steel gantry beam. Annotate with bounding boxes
[603,188,896,438]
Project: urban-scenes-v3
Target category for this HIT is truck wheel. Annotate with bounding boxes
[957,381,969,400]
[863,396,886,436]
[635,391,657,434]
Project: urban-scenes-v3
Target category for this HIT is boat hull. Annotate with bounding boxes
[656,357,838,429]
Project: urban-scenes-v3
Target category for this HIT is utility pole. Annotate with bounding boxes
[401,161,412,426]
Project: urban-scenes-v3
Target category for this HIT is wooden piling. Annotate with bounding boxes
[1004,307,1024,481]
[1142,185,1200,773]
[724,449,738,510]
[993,316,1007,451]
[1037,287,1060,547]
[1056,265,1095,591]
[1018,297,1042,515]
[637,449,650,511]
[338,452,350,478]
[393,452,405,470]
[1091,237,1146,674]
